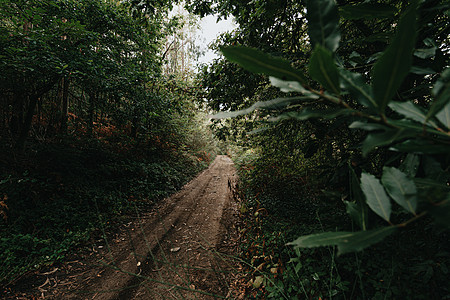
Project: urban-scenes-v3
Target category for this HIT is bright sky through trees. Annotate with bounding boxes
[197,15,236,64]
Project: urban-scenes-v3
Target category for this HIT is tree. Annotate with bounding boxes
[0,0,173,149]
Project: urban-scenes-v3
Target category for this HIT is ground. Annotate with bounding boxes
[4,155,241,299]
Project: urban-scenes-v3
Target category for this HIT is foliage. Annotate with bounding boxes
[217,0,450,255]
[234,171,450,299]
[0,132,215,285]
[0,0,219,288]
[194,0,450,297]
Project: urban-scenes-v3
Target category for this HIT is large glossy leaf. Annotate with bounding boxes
[345,202,364,229]
[288,227,397,255]
[337,227,397,254]
[307,0,340,52]
[308,45,340,95]
[269,77,306,93]
[410,66,436,75]
[348,164,368,230]
[381,167,417,214]
[399,153,419,177]
[414,47,436,59]
[340,3,396,20]
[361,128,417,156]
[428,68,450,119]
[391,140,450,154]
[349,121,387,131]
[220,46,307,84]
[435,102,450,130]
[389,119,448,138]
[271,108,353,122]
[211,96,316,119]
[371,2,418,114]
[360,173,392,222]
[269,77,318,99]
[339,68,376,108]
[389,101,438,129]
[415,178,450,191]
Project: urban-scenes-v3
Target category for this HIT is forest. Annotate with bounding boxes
[1,0,449,299]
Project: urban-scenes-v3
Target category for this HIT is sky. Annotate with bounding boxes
[196,15,236,65]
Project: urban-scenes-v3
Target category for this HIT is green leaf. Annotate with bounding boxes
[348,164,368,230]
[289,232,352,248]
[307,0,340,52]
[269,77,306,93]
[423,156,447,183]
[339,68,376,108]
[410,66,436,75]
[361,128,416,156]
[269,77,317,99]
[349,121,387,131]
[288,227,397,255]
[210,96,315,119]
[389,101,439,129]
[220,46,307,84]
[271,108,353,122]
[371,2,418,114]
[399,153,419,177]
[338,227,397,255]
[308,45,340,95]
[414,47,436,59]
[388,119,448,138]
[391,140,450,154]
[436,102,450,130]
[381,167,417,214]
[415,178,450,191]
[360,172,392,222]
[340,3,396,20]
[428,68,450,119]
[345,201,364,229]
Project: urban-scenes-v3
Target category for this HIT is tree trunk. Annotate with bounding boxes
[88,91,96,136]
[15,95,38,151]
[13,77,59,151]
[60,77,70,133]
[10,92,24,138]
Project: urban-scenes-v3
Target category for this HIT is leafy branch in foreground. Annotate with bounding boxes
[214,0,450,254]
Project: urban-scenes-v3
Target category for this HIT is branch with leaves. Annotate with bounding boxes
[212,0,450,254]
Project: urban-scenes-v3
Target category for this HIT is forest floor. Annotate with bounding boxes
[6,155,242,299]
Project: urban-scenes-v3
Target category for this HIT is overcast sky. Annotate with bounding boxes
[196,15,236,65]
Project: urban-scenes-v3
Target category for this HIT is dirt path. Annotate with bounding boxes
[35,155,239,299]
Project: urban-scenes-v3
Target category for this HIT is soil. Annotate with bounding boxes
[5,155,241,299]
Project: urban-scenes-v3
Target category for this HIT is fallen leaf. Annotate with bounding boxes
[252,276,264,288]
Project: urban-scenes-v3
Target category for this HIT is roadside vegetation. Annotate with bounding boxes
[191,0,450,298]
[1,0,449,299]
[0,0,219,291]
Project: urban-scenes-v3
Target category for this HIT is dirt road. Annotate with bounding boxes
[54,155,238,299]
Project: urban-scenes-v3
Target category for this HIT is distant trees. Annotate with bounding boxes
[0,0,187,151]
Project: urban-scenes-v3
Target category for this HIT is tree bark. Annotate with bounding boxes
[60,77,70,133]
[13,76,60,151]
[88,91,96,136]
[15,94,38,151]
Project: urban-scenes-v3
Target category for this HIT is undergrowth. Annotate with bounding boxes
[0,137,214,287]
[233,150,450,299]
